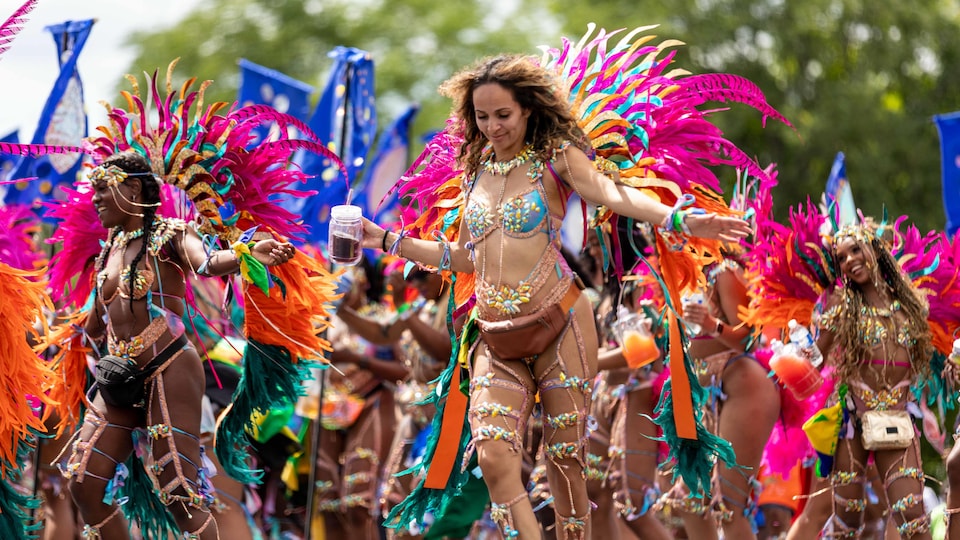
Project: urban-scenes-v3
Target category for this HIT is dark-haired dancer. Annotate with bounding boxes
[61,152,295,539]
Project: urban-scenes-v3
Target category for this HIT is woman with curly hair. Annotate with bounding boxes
[360,54,750,539]
[814,223,934,539]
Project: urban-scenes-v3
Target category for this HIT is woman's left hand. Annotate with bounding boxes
[251,239,296,266]
[684,213,752,243]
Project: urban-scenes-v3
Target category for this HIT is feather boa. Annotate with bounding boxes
[0,263,55,474]
[0,204,45,271]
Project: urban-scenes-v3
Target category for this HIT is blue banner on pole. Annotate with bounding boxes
[0,129,18,181]
[237,58,314,146]
[290,47,377,246]
[4,19,92,214]
[935,112,960,237]
[824,151,856,226]
[364,104,419,222]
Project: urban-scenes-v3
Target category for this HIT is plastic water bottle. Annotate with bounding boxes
[788,319,823,367]
[950,337,960,365]
[681,291,704,337]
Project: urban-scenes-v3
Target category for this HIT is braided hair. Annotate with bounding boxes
[100,152,161,310]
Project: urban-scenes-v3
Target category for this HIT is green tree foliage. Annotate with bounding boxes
[549,0,960,231]
[124,0,960,231]
[123,0,561,155]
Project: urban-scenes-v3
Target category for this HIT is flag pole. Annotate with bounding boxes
[304,57,354,540]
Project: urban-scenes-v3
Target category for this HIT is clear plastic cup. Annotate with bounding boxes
[770,344,824,400]
[613,307,659,369]
[329,204,363,265]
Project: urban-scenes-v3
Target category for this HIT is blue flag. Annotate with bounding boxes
[237,58,314,146]
[364,104,419,222]
[824,151,856,226]
[0,129,18,183]
[935,112,960,237]
[289,47,377,246]
[4,19,92,214]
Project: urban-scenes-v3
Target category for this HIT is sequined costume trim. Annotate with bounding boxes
[107,315,169,358]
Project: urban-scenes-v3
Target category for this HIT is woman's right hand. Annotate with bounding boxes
[683,212,752,242]
[360,217,387,250]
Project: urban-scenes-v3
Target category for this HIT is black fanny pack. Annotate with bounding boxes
[95,334,188,408]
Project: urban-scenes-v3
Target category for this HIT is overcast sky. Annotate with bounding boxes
[0,0,201,137]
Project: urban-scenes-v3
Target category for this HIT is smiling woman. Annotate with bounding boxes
[811,222,937,539]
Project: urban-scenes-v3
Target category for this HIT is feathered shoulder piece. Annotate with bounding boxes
[741,198,836,331]
[19,61,347,482]
[887,218,960,356]
[383,124,476,314]
[541,24,790,293]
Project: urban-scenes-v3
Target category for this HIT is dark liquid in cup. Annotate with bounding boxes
[331,232,359,263]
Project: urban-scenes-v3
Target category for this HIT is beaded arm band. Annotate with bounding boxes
[196,232,241,278]
[658,193,705,251]
[432,231,452,272]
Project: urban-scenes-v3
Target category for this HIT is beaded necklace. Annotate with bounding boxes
[113,228,145,251]
[480,143,535,176]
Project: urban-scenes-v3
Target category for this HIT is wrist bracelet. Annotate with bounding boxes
[381,231,390,251]
[710,320,724,337]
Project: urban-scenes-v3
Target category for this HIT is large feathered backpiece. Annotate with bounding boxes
[743,201,960,472]
[384,25,790,525]
[17,61,347,488]
[542,24,790,494]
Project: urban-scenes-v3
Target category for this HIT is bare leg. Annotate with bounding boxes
[715,358,781,540]
[340,389,396,537]
[618,385,671,540]
[824,438,869,538]
[874,440,931,539]
[585,374,619,540]
[382,414,424,540]
[535,301,598,540]
[65,402,138,539]
[313,426,347,538]
[469,349,539,538]
[945,440,960,539]
[785,469,832,540]
[145,352,220,538]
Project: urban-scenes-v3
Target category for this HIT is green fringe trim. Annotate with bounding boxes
[215,338,316,483]
[383,315,480,533]
[652,320,737,499]
[0,436,42,540]
[912,351,956,410]
[117,454,179,539]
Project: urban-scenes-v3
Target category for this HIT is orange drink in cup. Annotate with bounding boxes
[614,306,659,369]
[769,345,823,400]
[622,329,658,368]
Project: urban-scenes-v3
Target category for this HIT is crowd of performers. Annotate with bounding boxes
[5,1,960,539]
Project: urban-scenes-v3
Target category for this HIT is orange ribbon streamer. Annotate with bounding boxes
[423,364,468,489]
[668,310,698,440]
